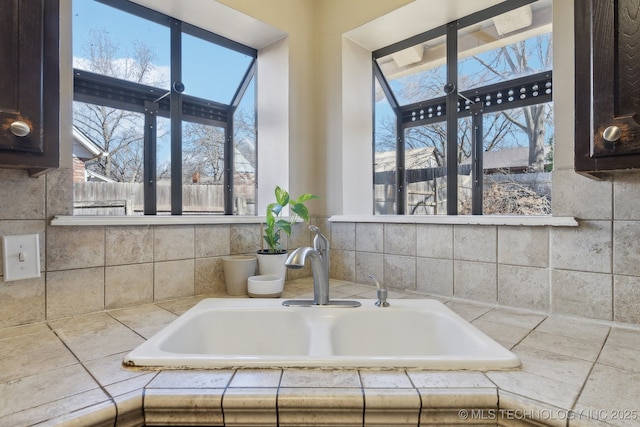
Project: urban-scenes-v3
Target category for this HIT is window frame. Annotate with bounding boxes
[372,0,552,215]
[73,0,257,215]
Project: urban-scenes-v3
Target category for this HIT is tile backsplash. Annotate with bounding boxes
[1,167,640,328]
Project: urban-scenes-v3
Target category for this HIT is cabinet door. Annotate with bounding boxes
[0,0,59,176]
[575,0,640,176]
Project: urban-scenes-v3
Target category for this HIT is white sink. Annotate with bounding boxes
[124,298,520,369]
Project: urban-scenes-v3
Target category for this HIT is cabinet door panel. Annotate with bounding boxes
[575,0,640,175]
[0,0,59,175]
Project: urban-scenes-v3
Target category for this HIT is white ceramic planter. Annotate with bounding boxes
[256,251,288,280]
[222,255,257,296]
[247,275,284,298]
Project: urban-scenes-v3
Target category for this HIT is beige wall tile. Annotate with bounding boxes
[454,260,497,302]
[195,224,230,258]
[454,225,497,263]
[0,169,46,220]
[613,221,640,275]
[105,226,153,266]
[230,224,261,254]
[105,263,153,309]
[552,169,612,219]
[154,225,194,261]
[417,224,453,259]
[330,249,355,282]
[195,257,225,295]
[46,267,104,319]
[384,223,416,256]
[288,222,312,250]
[498,265,549,311]
[613,275,640,324]
[154,259,195,300]
[551,221,612,273]
[355,251,383,285]
[613,173,640,220]
[332,222,356,250]
[551,269,612,320]
[47,226,105,271]
[0,277,45,328]
[356,222,383,253]
[498,227,548,267]
[46,168,73,216]
[384,254,416,290]
[416,257,453,296]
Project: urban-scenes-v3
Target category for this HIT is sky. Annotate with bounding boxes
[72,0,256,163]
[72,0,253,105]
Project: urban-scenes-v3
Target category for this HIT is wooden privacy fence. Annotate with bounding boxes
[73,182,255,215]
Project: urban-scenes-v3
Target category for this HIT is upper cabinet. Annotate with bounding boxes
[575,0,640,177]
[0,0,60,176]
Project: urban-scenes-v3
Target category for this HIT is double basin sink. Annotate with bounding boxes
[124,298,520,370]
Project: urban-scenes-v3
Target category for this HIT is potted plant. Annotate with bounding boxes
[256,186,319,280]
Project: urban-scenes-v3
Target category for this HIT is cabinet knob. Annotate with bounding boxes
[10,121,31,137]
[603,126,622,142]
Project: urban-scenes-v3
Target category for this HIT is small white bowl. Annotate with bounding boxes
[247,275,284,298]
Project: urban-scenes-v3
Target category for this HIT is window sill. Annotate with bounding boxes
[50,215,265,226]
[328,215,578,227]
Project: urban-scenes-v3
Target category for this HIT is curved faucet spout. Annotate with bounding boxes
[286,246,329,304]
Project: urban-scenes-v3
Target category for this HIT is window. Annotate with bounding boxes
[373,0,552,215]
[72,0,257,215]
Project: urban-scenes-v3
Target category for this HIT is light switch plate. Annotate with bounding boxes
[2,234,41,281]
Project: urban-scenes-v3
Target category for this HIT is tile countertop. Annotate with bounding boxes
[1,278,639,427]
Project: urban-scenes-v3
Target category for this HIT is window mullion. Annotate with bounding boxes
[170,19,183,215]
[445,21,458,215]
[471,103,484,215]
[143,101,158,215]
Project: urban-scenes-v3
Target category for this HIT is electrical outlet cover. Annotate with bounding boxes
[2,234,41,281]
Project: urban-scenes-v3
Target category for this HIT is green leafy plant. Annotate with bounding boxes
[261,186,319,253]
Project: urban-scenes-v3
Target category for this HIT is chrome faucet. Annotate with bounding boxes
[283,225,360,307]
[284,225,330,304]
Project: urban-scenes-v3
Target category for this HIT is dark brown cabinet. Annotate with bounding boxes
[575,0,640,177]
[0,0,59,176]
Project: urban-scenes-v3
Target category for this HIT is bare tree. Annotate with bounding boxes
[182,123,226,183]
[74,30,167,182]
[376,34,553,172]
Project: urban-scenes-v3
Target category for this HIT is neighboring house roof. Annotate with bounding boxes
[72,126,108,160]
[234,149,254,174]
[375,147,438,172]
[86,169,117,183]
